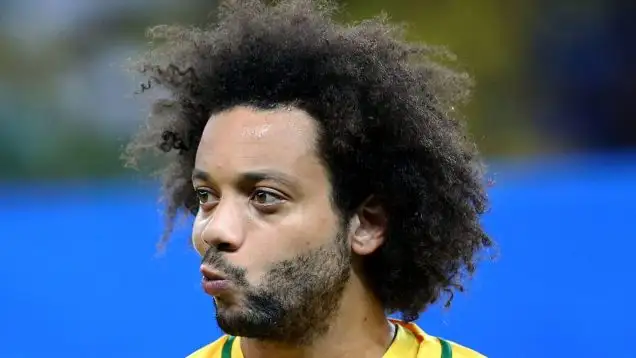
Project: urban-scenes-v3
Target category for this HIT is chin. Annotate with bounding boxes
[213,297,244,318]
[215,306,285,339]
[216,314,263,338]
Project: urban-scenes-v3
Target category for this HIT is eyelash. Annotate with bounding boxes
[194,188,286,210]
[195,189,215,205]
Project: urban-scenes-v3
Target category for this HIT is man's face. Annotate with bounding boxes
[191,105,351,344]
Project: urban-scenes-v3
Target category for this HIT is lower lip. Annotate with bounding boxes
[202,279,231,296]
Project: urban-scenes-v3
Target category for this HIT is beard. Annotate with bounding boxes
[202,231,351,346]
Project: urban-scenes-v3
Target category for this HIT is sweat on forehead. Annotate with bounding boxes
[205,105,317,141]
[196,106,320,167]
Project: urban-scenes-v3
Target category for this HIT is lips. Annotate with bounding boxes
[201,265,226,281]
[200,265,231,296]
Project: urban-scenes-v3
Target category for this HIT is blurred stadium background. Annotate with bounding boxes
[1,0,634,357]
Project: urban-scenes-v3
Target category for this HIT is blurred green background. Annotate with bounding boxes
[2,0,634,180]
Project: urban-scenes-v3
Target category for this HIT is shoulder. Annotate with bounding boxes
[391,319,486,358]
[186,335,232,358]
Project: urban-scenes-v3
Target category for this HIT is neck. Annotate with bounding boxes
[240,274,394,358]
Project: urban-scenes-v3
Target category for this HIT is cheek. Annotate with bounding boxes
[240,228,280,285]
[236,225,299,287]
[274,204,341,253]
[301,204,341,243]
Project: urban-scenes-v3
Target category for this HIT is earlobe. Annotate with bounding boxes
[350,196,387,256]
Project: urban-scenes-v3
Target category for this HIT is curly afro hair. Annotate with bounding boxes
[124,0,493,321]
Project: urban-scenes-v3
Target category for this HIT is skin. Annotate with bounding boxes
[190,105,394,357]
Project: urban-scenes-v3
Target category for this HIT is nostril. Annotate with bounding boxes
[216,242,233,252]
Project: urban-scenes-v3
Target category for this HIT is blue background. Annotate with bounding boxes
[1,152,635,358]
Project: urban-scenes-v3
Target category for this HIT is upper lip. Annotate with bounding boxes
[200,265,227,281]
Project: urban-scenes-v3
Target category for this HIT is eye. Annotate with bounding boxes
[195,189,217,205]
[251,189,285,207]
[195,189,209,204]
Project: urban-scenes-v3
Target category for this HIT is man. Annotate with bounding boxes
[124,0,492,357]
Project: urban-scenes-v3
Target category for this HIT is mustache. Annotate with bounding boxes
[202,247,248,284]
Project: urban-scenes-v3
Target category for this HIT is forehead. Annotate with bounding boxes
[195,105,321,176]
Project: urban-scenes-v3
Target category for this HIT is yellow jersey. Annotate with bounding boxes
[187,319,485,358]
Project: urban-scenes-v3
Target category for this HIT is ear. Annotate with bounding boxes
[349,196,387,256]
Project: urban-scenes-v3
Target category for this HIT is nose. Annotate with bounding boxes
[193,199,245,255]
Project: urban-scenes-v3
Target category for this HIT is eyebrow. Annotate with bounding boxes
[192,168,300,191]
[192,169,213,183]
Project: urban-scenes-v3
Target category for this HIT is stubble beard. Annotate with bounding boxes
[211,232,351,346]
